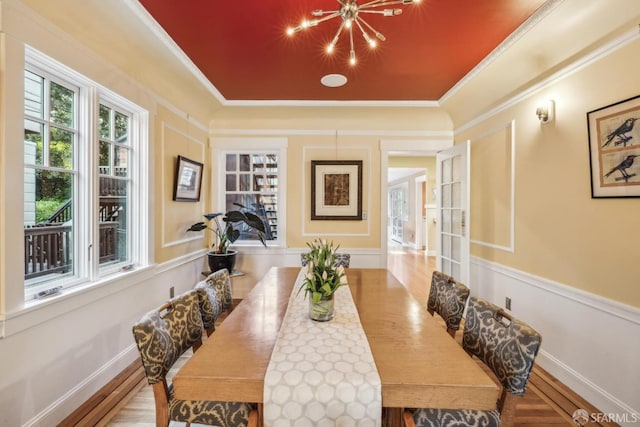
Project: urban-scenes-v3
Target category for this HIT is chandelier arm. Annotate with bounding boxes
[313,11,342,25]
[359,0,388,8]
[349,25,356,65]
[313,10,341,15]
[358,16,386,41]
[359,0,407,9]
[354,18,375,47]
[358,10,396,14]
[328,20,346,51]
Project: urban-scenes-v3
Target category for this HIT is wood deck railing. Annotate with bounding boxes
[24,222,119,279]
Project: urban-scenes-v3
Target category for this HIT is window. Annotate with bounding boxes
[98,102,131,270]
[217,139,287,247]
[23,49,147,300]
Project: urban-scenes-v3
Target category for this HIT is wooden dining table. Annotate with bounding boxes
[173,267,499,426]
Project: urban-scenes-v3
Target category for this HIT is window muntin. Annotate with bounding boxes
[223,152,280,243]
[98,102,132,270]
[23,51,146,300]
[24,69,78,286]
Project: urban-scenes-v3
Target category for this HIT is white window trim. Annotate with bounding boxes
[23,46,150,301]
[211,137,287,249]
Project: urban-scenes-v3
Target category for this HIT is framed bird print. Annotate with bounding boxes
[587,94,640,198]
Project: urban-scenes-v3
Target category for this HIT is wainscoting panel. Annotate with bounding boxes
[470,257,640,424]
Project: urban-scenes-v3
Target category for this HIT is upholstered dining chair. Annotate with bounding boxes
[132,289,258,427]
[427,270,470,338]
[194,268,233,336]
[404,297,542,427]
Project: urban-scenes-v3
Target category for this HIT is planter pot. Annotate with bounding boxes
[207,250,238,274]
[309,294,335,322]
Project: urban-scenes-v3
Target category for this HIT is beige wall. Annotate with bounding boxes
[211,108,450,253]
[154,106,211,263]
[453,38,640,308]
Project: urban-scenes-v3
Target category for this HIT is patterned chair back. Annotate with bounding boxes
[132,290,204,385]
[462,297,542,397]
[427,270,470,335]
[195,283,220,334]
[206,268,233,310]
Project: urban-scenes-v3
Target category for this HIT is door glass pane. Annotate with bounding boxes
[442,183,451,208]
[452,182,461,209]
[452,155,461,181]
[452,209,461,235]
[451,236,460,262]
[451,262,460,280]
[441,258,451,276]
[442,158,451,183]
[442,234,451,258]
[442,209,451,233]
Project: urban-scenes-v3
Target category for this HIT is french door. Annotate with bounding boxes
[436,142,469,284]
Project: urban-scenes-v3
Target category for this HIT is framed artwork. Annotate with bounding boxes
[587,95,640,198]
[173,155,204,202]
[311,160,363,220]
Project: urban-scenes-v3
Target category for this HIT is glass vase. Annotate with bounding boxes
[309,294,335,321]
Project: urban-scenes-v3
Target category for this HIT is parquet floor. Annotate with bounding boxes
[99,248,616,427]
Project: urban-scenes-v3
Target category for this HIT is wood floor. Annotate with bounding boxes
[93,248,617,426]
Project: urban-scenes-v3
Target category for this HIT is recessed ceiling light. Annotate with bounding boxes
[321,74,347,88]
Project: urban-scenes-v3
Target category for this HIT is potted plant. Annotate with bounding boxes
[298,239,347,321]
[187,203,267,273]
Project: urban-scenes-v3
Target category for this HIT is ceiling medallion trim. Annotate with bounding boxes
[321,74,348,87]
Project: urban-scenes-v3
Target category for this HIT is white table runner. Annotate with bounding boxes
[263,270,382,427]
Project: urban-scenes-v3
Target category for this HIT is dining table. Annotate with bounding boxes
[173,267,499,426]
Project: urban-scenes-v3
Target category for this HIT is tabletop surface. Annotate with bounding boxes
[173,267,499,409]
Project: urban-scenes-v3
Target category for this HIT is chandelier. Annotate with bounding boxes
[286,0,421,66]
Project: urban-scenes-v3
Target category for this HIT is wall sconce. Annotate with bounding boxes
[536,99,555,124]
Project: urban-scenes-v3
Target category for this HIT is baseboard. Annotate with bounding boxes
[57,358,145,426]
[470,257,640,424]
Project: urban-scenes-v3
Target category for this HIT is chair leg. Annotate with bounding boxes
[402,410,416,427]
[248,408,259,427]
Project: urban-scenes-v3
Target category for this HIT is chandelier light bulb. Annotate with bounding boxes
[349,50,356,66]
[327,43,335,54]
[363,33,377,48]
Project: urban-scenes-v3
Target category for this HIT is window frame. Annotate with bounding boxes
[23,47,149,301]
[213,138,288,249]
